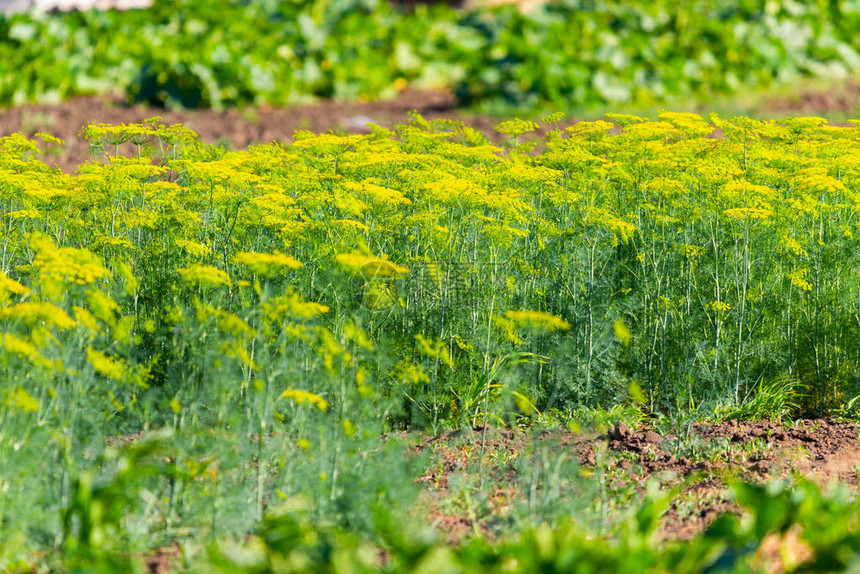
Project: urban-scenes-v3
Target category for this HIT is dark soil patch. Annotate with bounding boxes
[414,419,860,544]
[764,80,860,116]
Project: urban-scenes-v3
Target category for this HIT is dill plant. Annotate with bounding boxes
[0,112,859,568]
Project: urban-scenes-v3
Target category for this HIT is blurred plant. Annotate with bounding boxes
[3,0,860,110]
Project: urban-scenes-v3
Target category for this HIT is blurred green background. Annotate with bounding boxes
[1,0,859,117]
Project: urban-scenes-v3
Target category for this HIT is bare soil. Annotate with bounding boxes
[763,79,860,116]
[414,419,860,544]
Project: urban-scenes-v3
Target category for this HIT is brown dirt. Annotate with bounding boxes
[414,419,860,545]
[763,80,860,116]
[143,543,181,574]
[0,89,503,173]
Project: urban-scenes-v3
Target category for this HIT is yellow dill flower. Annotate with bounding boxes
[585,207,637,242]
[393,360,430,385]
[709,114,766,141]
[624,120,679,141]
[30,233,110,287]
[343,180,411,207]
[187,157,262,189]
[721,179,777,206]
[613,318,632,346]
[780,236,808,257]
[93,235,135,252]
[217,340,259,370]
[208,307,257,338]
[545,140,593,168]
[495,119,540,137]
[329,190,371,217]
[0,271,29,303]
[782,116,828,132]
[795,168,847,194]
[0,132,39,154]
[642,177,686,197]
[279,219,310,238]
[81,122,160,145]
[345,149,410,169]
[679,244,705,259]
[658,111,712,136]
[30,324,57,349]
[566,120,614,139]
[342,419,356,437]
[335,252,408,277]
[112,315,137,346]
[5,387,40,413]
[491,314,523,345]
[415,334,453,367]
[234,251,303,277]
[0,302,76,330]
[34,132,64,147]
[329,219,370,233]
[454,336,473,352]
[262,289,330,322]
[315,326,353,372]
[1,333,54,368]
[788,268,813,291]
[723,207,773,220]
[86,347,127,381]
[6,208,42,220]
[708,301,731,312]
[21,175,72,205]
[604,113,648,126]
[117,163,168,180]
[113,262,139,297]
[504,163,561,185]
[283,323,313,342]
[420,176,498,212]
[292,132,363,151]
[122,207,160,230]
[73,306,101,335]
[281,389,329,411]
[13,386,43,415]
[342,322,374,351]
[178,265,232,289]
[355,366,371,395]
[86,289,120,325]
[443,143,504,164]
[243,193,300,228]
[504,310,572,332]
[147,180,182,194]
[176,239,212,259]
[480,221,530,247]
[786,196,819,216]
